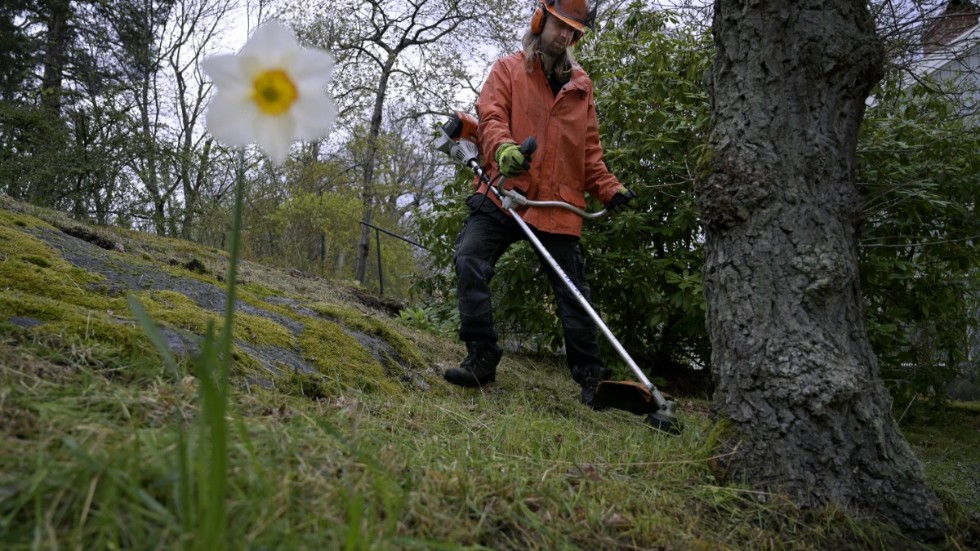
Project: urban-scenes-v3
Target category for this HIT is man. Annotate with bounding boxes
[443,0,635,408]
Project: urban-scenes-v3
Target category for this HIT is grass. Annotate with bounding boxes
[0,342,722,549]
[4,343,974,550]
[902,405,980,530]
[0,196,978,550]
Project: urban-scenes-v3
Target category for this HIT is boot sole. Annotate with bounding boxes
[444,370,496,388]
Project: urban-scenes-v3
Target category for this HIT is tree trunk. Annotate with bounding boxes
[182,138,212,239]
[698,0,946,540]
[136,63,166,235]
[354,56,395,285]
[40,0,70,116]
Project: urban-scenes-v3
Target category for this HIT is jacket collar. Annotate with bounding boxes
[524,52,589,93]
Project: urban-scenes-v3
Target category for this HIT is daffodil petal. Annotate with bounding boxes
[206,94,258,146]
[243,21,299,67]
[202,55,250,93]
[292,93,336,141]
[255,114,296,165]
[291,48,334,89]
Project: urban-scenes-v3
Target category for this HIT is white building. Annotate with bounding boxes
[915,0,980,114]
[913,2,979,390]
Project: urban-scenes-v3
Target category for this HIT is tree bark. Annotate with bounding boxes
[354,55,394,285]
[40,0,70,116]
[698,0,946,540]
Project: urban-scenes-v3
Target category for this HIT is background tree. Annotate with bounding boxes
[863,0,980,405]
[0,0,78,208]
[288,0,523,287]
[121,0,236,235]
[165,0,235,238]
[0,1,38,101]
[871,0,980,114]
[698,0,945,540]
[858,69,980,410]
[0,0,180,225]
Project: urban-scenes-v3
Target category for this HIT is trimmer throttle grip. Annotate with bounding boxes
[519,136,537,171]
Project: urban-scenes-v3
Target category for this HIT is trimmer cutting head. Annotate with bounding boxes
[646,409,682,435]
[593,380,681,435]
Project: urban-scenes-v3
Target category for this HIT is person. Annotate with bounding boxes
[443,0,636,408]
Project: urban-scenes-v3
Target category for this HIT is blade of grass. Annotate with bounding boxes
[127,295,181,382]
[194,322,227,551]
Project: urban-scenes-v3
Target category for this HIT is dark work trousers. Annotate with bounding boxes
[454,193,603,383]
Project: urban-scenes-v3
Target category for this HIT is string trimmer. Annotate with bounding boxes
[435,111,680,434]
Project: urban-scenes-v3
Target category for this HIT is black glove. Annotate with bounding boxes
[605,188,636,213]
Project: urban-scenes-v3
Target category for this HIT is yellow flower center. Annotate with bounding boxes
[251,69,298,115]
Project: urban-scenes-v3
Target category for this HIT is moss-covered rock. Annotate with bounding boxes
[0,196,429,401]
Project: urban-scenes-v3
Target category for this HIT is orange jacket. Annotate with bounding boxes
[474,51,625,237]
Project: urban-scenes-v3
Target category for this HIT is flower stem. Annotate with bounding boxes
[198,148,246,551]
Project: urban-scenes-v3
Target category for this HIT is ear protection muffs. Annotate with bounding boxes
[530,3,547,35]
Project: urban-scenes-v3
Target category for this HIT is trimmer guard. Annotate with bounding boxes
[592,380,663,415]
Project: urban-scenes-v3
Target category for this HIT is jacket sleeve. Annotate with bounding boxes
[475,60,516,169]
[583,94,624,204]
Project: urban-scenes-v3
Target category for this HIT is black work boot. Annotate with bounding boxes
[444,342,502,387]
[574,364,613,410]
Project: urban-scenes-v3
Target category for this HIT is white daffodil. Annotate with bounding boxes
[202,21,336,165]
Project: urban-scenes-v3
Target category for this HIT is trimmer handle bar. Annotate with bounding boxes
[493,137,612,219]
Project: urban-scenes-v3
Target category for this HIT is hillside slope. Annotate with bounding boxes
[1,195,976,550]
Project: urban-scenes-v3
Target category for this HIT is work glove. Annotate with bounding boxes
[495,143,527,177]
[605,187,636,213]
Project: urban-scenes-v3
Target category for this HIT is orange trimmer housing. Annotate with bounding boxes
[443,111,480,144]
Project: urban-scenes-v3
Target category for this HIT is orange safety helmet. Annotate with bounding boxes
[530,0,595,39]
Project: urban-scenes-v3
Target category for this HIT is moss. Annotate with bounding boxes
[239,282,286,301]
[175,341,282,386]
[0,295,165,383]
[309,302,429,372]
[229,345,274,380]
[0,225,106,308]
[159,262,219,287]
[137,290,295,350]
[951,400,980,414]
[137,289,206,328]
[904,408,980,518]
[0,222,166,382]
[130,230,228,260]
[0,214,339,394]
[278,370,331,400]
[0,201,410,395]
[58,225,121,251]
[237,287,307,323]
[297,318,401,396]
[173,240,224,258]
[235,312,296,349]
[21,255,52,268]
[0,207,51,230]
